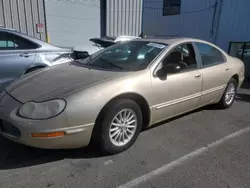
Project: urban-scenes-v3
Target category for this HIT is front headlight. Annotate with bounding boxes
[19,99,66,120]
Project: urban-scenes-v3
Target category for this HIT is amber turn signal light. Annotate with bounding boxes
[32,132,65,138]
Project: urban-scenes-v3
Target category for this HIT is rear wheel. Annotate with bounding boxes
[94,99,142,154]
[218,78,237,109]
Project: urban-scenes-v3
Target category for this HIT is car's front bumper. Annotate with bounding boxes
[0,92,94,149]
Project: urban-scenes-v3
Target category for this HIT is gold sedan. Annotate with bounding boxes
[0,38,245,154]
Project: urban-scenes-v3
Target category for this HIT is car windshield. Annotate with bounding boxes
[79,41,167,71]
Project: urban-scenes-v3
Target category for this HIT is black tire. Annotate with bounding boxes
[25,67,44,74]
[93,99,142,154]
[218,78,237,109]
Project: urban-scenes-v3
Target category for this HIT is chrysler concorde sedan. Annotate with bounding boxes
[0,38,245,154]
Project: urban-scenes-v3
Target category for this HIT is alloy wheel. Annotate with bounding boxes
[109,109,137,147]
[225,83,236,105]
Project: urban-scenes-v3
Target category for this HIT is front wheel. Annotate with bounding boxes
[218,78,237,109]
[94,99,142,154]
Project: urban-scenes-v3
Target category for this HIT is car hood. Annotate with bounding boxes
[6,62,129,103]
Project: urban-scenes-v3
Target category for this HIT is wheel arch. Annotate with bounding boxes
[231,74,239,86]
[95,92,151,130]
[24,65,47,74]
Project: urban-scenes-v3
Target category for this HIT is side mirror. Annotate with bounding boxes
[72,47,90,60]
[73,50,90,60]
[156,63,181,79]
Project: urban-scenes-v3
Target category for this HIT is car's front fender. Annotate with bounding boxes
[64,70,153,128]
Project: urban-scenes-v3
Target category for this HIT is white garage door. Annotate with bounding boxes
[45,0,100,48]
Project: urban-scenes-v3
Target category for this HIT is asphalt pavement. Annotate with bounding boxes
[0,84,250,188]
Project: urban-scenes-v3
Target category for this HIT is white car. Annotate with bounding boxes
[51,36,140,64]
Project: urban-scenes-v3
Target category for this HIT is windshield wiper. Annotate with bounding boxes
[99,57,123,70]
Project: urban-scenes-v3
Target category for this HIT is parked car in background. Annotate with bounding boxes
[51,35,141,64]
[236,44,250,80]
[237,44,250,57]
[0,38,244,154]
[0,27,71,92]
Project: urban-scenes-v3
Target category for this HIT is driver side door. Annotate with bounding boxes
[151,42,202,124]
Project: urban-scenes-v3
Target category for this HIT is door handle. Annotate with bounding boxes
[225,67,230,71]
[20,53,32,58]
[194,74,201,78]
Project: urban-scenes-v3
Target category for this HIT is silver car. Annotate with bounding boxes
[0,38,245,154]
[0,28,70,92]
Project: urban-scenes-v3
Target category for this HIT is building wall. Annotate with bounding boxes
[216,0,250,51]
[142,0,250,52]
[106,0,143,37]
[143,0,216,40]
[45,0,101,47]
[0,0,46,41]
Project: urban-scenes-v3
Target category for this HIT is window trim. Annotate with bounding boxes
[0,31,40,50]
[153,42,201,77]
[162,0,181,16]
[194,42,227,69]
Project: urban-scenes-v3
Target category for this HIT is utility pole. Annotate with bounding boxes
[211,0,223,44]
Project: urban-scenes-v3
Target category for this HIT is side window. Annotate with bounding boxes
[0,31,16,49]
[163,0,181,16]
[0,31,38,50]
[195,42,225,67]
[162,43,197,73]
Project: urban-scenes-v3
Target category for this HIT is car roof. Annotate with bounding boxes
[137,36,217,46]
[0,27,48,44]
[114,36,140,42]
[134,37,196,45]
[0,27,17,31]
[0,27,67,51]
[134,37,227,54]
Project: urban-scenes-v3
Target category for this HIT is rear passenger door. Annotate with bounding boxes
[0,31,37,91]
[194,42,232,106]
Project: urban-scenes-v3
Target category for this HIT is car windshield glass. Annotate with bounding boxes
[79,41,167,71]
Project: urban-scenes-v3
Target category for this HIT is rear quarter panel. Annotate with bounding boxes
[227,56,245,88]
